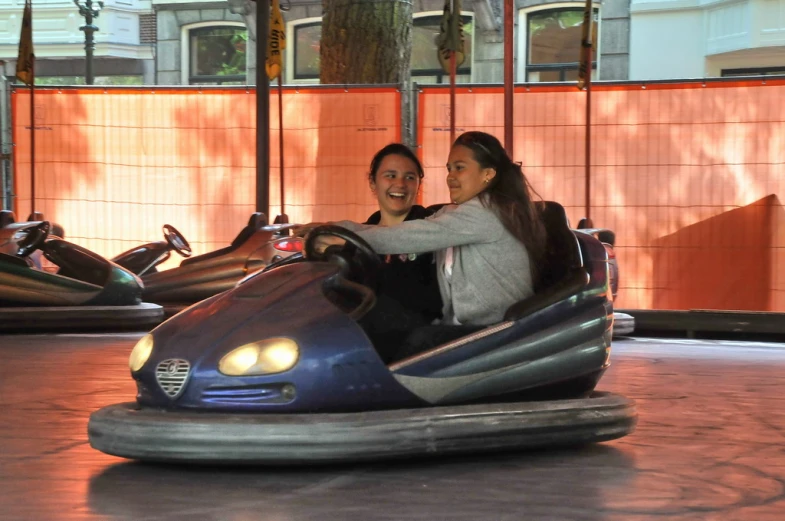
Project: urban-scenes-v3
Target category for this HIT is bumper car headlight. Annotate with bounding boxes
[129,334,154,372]
[219,338,299,376]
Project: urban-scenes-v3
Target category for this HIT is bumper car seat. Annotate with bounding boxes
[0,211,15,228]
[180,212,268,267]
[505,201,589,320]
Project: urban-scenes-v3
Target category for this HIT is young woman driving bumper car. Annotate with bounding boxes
[87,134,637,465]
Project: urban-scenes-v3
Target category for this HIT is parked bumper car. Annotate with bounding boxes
[111,213,303,315]
[88,202,636,465]
[0,220,163,332]
[575,218,635,337]
[1,210,66,270]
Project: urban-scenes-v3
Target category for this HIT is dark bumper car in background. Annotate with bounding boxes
[0,218,163,332]
[575,218,635,337]
[111,213,303,315]
[1,210,66,270]
[88,202,636,465]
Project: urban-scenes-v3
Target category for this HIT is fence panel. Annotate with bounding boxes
[11,86,400,264]
[418,80,785,311]
[11,82,784,311]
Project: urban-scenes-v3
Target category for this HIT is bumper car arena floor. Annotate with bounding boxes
[2,332,785,520]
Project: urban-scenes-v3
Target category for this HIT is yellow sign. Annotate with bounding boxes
[577,0,594,90]
[266,0,287,81]
[16,0,34,86]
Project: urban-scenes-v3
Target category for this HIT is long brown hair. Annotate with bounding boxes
[452,131,547,285]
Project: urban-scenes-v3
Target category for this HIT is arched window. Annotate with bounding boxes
[519,6,599,82]
[183,23,248,85]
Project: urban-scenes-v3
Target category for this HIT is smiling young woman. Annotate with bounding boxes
[445,143,496,205]
[329,132,548,361]
[351,144,444,361]
[368,147,423,226]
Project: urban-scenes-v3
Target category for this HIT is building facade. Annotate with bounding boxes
[153,0,631,86]
[0,0,155,84]
[0,0,781,85]
[630,0,785,80]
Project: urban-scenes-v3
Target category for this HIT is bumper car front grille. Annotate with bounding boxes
[201,383,296,405]
[155,359,191,399]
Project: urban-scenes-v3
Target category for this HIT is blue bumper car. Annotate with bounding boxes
[88,202,636,464]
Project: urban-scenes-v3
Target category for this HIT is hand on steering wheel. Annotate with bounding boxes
[16,221,50,257]
[163,224,192,257]
[304,225,382,320]
[304,225,381,289]
[311,235,346,254]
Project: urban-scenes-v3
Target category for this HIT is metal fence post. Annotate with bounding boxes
[399,81,408,148]
[0,75,12,211]
[410,81,419,151]
[400,80,416,150]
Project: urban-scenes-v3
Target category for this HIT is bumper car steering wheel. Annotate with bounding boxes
[163,225,192,258]
[304,225,380,287]
[16,221,50,257]
[304,225,381,320]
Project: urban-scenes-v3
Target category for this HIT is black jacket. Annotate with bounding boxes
[364,205,443,322]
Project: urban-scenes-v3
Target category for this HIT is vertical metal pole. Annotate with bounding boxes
[583,9,593,220]
[85,9,94,85]
[256,0,270,216]
[0,70,9,210]
[30,57,35,213]
[399,81,409,147]
[413,81,424,205]
[411,82,419,151]
[503,0,514,156]
[75,0,102,85]
[399,75,414,148]
[449,52,456,145]
[278,77,285,217]
[585,74,592,220]
[448,0,456,145]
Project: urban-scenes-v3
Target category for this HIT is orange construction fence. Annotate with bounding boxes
[418,80,785,311]
[11,86,400,265]
[9,80,785,311]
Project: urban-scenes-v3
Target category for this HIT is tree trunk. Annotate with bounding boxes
[320,0,413,84]
[311,0,414,225]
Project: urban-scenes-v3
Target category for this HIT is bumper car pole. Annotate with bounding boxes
[256,0,271,218]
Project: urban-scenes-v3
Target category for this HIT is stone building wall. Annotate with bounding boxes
[156,0,630,85]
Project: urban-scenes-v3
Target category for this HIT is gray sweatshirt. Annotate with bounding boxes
[336,196,534,326]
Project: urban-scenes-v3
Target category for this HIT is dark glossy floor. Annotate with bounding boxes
[1,333,784,521]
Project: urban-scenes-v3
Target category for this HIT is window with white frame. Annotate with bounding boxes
[287,12,474,84]
[184,23,248,85]
[519,6,598,83]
